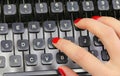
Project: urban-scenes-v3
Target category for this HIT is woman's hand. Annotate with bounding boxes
[52,16,120,76]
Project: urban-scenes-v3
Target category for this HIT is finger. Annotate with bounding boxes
[74,18,120,60]
[94,16,120,38]
[52,38,108,75]
[58,66,78,76]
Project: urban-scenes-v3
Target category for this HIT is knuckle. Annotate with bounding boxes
[107,17,116,20]
[102,27,115,36]
[102,17,117,22]
[81,18,94,29]
[103,16,114,20]
[76,48,89,61]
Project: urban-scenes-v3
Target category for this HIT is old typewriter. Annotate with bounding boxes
[0,0,119,76]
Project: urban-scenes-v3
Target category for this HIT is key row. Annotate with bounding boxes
[1,36,103,52]
[1,0,120,22]
[0,20,73,34]
[0,53,68,68]
[0,50,110,68]
[2,0,120,15]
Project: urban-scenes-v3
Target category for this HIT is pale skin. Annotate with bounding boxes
[53,16,120,76]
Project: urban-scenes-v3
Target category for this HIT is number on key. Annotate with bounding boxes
[82,1,94,11]
[112,0,120,10]
[0,23,8,35]
[4,4,16,22]
[98,0,109,11]
[51,2,63,13]
[67,1,79,12]
[35,3,48,14]
[19,4,32,21]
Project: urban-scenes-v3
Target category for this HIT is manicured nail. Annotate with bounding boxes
[52,37,60,44]
[92,16,101,20]
[58,67,66,76]
[74,18,82,24]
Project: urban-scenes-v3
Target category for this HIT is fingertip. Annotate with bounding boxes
[74,18,82,24]
[52,37,60,44]
[58,66,78,76]
[92,16,101,20]
[58,67,66,76]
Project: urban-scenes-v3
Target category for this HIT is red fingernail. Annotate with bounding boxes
[58,67,66,76]
[74,18,82,24]
[52,37,60,44]
[92,16,101,20]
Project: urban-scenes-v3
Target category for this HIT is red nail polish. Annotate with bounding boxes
[92,16,101,20]
[52,37,60,44]
[74,18,82,24]
[58,67,66,76]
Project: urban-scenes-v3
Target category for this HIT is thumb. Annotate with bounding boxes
[58,66,78,76]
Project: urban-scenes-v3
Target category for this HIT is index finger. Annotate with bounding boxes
[52,38,109,75]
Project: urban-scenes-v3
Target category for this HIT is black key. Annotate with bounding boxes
[3,4,17,22]
[67,1,79,12]
[64,36,74,43]
[98,0,109,11]
[35,3,48,20]
[112,0,120,10]
[41,53,53,65]
[79,36,90,47]
[93,36,103,46]
[9,55,21,67]
[19,4,32,21]
[17,39,29,51]
[60,20,72,31]
[12,23,24,34]
[51,2,63,13]
[25,54,37,66]
[1,40,12,52]
[48,38,56,49]
[33,38,45,50]
[43,21,57,32]
[35,3,48,14]
[28,21,40,33]
[4,5,16,14]
[82,1,94,11]
[90,50,98,57]
[101,50,110,61]
[0,56,5,68]
[0,23,8,35]
[56,52,68,64]
[20,4,32,15]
